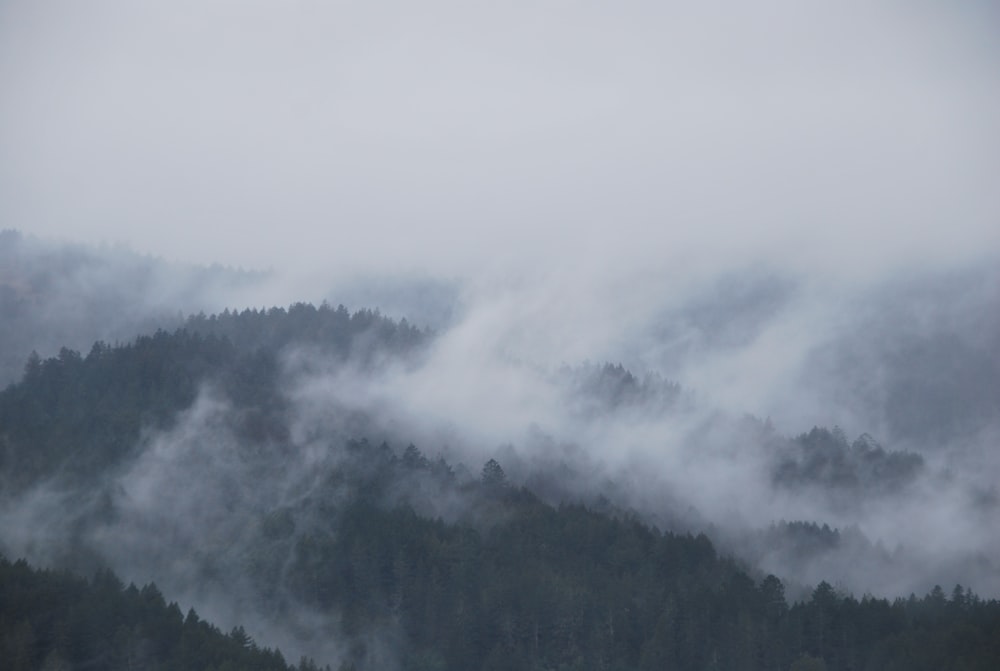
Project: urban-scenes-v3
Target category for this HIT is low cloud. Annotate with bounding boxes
[1,0,999,663]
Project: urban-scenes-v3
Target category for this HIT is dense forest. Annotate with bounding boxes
[5,489,1000,670]
[1,302,998,669]
[0,304,423,488]
[0,555,321,671]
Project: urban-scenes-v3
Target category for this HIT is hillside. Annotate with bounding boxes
[0,555,322,671]
[1,306,998,669]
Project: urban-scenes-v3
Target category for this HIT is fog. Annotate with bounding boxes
[3,0,997,419]
[2,0,999,666]
[2,1,997,277]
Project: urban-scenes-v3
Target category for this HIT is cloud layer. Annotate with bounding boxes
[2,1,997,284]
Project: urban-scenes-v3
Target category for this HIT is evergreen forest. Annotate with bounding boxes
[1,301,998,670]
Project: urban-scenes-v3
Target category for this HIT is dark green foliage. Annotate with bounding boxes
[0,554,327,671]
[774,426,924,494]
[0,330,242,489]
[1,301,998,669]
[265,441,1000,671]
[0,304,426,491]
[183,302,425,364]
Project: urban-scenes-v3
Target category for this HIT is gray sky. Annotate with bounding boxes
[2,0,998,285]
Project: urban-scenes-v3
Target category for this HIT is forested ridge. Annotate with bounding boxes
[0,229,275,387]
[0,555,317,671]
[264,444,1000,671]
[1,304,998,670]
[0,303,424,490]
[3,446,999,670]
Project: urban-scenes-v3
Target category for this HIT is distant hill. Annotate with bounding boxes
[0,229,270,387]
[0,306,998,669]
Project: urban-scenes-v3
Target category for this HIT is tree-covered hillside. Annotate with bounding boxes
[4,442,999,671]
[0,230,276,387]
[1,304,998,670]
[247,441,1000,671]
[0,303,425,491]
[0,555,324,671]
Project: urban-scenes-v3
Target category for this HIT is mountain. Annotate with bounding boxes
[1,302,999,669]
[0,230,271,388]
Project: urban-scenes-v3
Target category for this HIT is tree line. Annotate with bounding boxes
[1,304,998,669]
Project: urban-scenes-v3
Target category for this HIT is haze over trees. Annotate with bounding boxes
[0,229,270,387]
[2,0,998,667]
[1,262,998,668]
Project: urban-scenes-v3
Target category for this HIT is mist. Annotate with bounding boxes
[2,1,997,277]
[2,0,999,667]
[1,258,997,664]
[279,264,1000,594]
[3,0,997,424]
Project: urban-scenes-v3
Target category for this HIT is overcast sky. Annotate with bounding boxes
[2,0,998,286]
